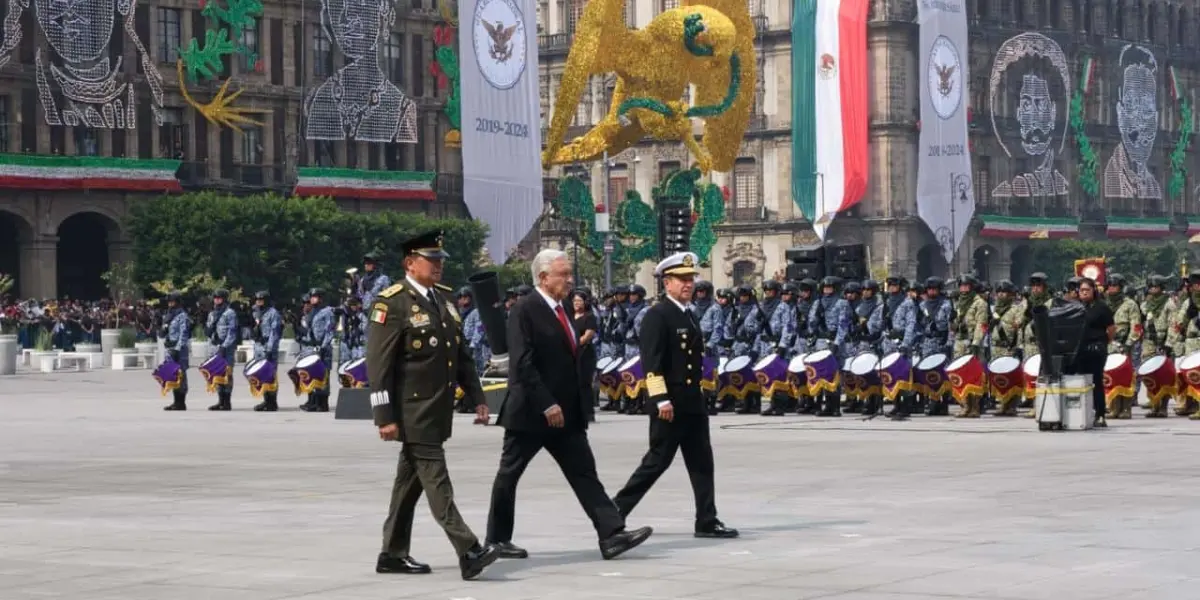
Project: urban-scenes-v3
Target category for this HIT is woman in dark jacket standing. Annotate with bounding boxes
[572,290,599,419]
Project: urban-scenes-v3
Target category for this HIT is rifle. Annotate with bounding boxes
[753,299,775,342]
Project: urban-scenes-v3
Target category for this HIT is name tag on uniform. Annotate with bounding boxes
[410,313,431,328]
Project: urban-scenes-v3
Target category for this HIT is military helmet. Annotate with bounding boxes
[884,275,902,287]
[717,287,735,301]
[863,279,880,292]
[735,284,754,297]
[505,287,519,299]
[1065,277,1082,291]
[308,287,324,298]
[254,290,270,301]
[763,280,782,292]
[924,276,944,289]
[996,280,1017,294]
[166,291,183,303]
[456,286,472,299]
[798,278,817,292]
[781,282,799,295]
[1106,273,1126,288]
[908,281,922,293]
[959,274,979,287]
[1187,270,1200,284]
[695,280,714,294]
[213,288,230,299]
[515,284,533,297]
[627,284,647,296]
[820,276,839,288]
[843,281,862,294]
[1147,274,1167,289]
[1029,272,1049,285]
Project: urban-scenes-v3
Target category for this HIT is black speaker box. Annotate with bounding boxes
[830,243,866,263]
[786,245,825,263]
[787,261,824,281]
[831,262,865,280]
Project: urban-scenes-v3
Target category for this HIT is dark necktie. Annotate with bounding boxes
[555,305,576,351]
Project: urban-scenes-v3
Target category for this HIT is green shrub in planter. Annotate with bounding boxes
[117,328,137,349]
[34,329,53,351]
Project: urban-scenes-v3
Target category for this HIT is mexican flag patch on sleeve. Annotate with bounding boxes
[370,303,389,324]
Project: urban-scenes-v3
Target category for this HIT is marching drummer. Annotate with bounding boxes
[768,282,798,358]
[251,291,283,412]
[989,281,1025,416]
[1104,273,1142,420]
[1167,270,1200,416]
[701,288,733,356]
[299,288,336,413]
[162,291,192,412]
[206,289,239,411]
[785,279,817,357]
[807,276,850,417]
[918,277,953,416]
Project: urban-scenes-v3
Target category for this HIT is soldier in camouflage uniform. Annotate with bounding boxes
[1168,271,1200,417]
[950,275,988,418]
[1020,273,1054,366]
[785,279,818,414]
[761,282,799,415]
[917,277,953,416]
[808,276,851,416]
[1104,273,1143,419]
[1140,275,1175,417]
[703,288,733,356]
[879,278,918,420]
[725,285,761,361]
[989,280,1025,415]
[755,280,783,358]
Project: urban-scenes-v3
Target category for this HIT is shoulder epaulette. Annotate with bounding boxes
[434,283,453,292]
[378,283,404,298]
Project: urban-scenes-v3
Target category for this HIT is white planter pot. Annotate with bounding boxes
[191,340,214,362]
[110,347,136,370]
[33,350,60,373]
[0,334,17,375]
[100,328,120,360]
[280,339,300,362]
[136,341,162,367]
[76,343,102,354]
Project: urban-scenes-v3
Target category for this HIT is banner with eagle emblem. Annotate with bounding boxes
[917,0,974,264]
[459,0,543,265]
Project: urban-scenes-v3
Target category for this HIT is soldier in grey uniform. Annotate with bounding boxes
[251,290,283,412]
[808,276,850,416]
[358,252,393,309]
[341,297,368,361]
[760,282,799,415]
[726,285,761,360]
[162,291,192,411]
[880,277,918,419]
[205,289,239,411]
[701,288,732,356]
[461,289,491,375]
[599,288,627,364]
[754,281,783,358]
[917,277,953,416]
[692,280,714,321]
[623,284,648,359]
[300,288,336,413]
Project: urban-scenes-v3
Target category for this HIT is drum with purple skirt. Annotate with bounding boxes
[198,353,231,394]
[287,352,328,396]
[915,353,950,398]
[721,355,757,400]
[803,349,841,395]
[598,357,623,400]
[337,357,368,389]
[152,359,183,397]
[618,355,646,399]
[700,355,719,392]
[753,354,791,398]
[244,358,279,397]
[849,352,881,398]
[787,354,809,397]
[877,352,913,401]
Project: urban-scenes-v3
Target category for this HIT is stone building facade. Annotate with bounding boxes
[537,0,1200,289]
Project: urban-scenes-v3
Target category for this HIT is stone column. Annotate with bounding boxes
[19,236,57,300]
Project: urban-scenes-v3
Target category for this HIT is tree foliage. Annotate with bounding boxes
[125,192,488,303]
[1028,239,1191,288]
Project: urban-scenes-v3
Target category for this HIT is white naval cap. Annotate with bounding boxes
[655,252,700,278]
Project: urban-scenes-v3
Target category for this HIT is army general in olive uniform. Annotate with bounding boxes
[366,230,499,580]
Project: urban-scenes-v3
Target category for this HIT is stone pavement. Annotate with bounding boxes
[4,369,1200,600]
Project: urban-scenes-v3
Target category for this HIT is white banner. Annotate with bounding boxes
[459,0,543,264]
[917,0,974,263]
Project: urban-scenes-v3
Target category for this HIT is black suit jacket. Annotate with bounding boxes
[499,293,589,432]
[640,299,706,415]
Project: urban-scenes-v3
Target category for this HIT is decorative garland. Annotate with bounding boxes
[1069,56,1098,199]
[178,0,265,130]
[553,168,727,266]
[1168,97,1193,201]
[431,2,462,149]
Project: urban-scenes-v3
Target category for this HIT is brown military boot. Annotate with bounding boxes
[959,396,981,418]
[1145,397,1168,418]
[1175,398,1198,417]
[995,397,1018,416]
[1121,397,1136,419]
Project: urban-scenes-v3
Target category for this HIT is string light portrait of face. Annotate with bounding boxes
[304,0,418,143]
[1104,44,1161,200]
[987,32,1070,199]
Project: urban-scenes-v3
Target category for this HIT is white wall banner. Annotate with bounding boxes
[917,0,974,263]
[459,0,543,264]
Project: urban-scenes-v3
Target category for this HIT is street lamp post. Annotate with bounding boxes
[602,150,613,290]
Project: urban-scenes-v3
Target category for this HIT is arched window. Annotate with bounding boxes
[732,260,756,286]
[567,0,585,33]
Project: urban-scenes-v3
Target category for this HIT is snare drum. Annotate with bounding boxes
[787,354,809,397]
[877,352,913,401]
[1022,354,1042,399]
[946,355,985,402]
[598,357,623,400]
[1102,354,1135,404]
[1137,354,1177,406]
[803,349,841,395]
[915,353,950,398]
[754,354,791,397]
[721,355,758,400]
[1177,351,1200,402]
[618,355,646,399]
[987,356,1025,405]
[700,355,719,392]
[849,352,881,398]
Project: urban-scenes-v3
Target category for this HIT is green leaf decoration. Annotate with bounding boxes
[1169,97,1193,201]
[180,29,236,81]
[691,182,726,264]
[1069,88,1099,199]
[203,0,263,32]
[435,45,462,130]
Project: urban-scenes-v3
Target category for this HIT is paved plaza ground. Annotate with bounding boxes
[4,367,1200,600]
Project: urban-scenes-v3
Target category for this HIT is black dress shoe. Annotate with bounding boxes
[375,553,432,574]
[695,521,739,539]
[460,543,499,580]
[489,541,528,559]
[599,526,652,560]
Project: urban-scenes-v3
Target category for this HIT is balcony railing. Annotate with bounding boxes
[538,33,572,53]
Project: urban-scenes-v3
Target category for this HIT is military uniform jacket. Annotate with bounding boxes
[641,299,706,414]
[366,281,484,444]
[1140,294,1173,351]
[1107,295,1143,354]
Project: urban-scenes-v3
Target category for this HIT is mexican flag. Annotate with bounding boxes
[0,154,181,192]
[1106,216,1171,239]
[977,215,1079,239]
[293,167,436,201]
[791,0,870,240]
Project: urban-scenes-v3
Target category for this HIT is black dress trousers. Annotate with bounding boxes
[613,412,718,529]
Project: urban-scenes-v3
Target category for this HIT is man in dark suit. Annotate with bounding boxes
[485,248,653,560]
[366,230,499,580]
[612,252,738,539]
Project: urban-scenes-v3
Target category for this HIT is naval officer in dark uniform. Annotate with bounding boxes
[366,230,499,580]
[612,252,738,539]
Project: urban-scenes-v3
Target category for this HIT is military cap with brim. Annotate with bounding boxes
[402,230,450,259]
[655,252,700,277]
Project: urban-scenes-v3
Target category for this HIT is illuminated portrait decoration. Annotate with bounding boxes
[988,32,1070,198]
[1104,45,1161,200]
[305,0,418,142]
[0,0,164,128]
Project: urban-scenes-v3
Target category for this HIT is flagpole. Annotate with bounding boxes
[949,172,957,278]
